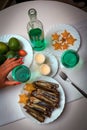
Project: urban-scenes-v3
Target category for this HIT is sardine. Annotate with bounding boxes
[32,91,58,108]
[36,89,59,102]
[24,105,45,122]
[28,96,53,116]
[33,80,59,92]
[27,102,51,117]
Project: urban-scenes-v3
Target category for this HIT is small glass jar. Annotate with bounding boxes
[12,65,31,82]
[27,8,45,51]
[61,50,79,68]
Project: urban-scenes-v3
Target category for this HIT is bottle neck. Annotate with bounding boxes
[29,15,37,22]
[28,8,37,22]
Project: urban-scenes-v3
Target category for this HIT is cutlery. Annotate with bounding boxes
[59,71,87,98]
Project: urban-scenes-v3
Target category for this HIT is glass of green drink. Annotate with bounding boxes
[12,65,31,83]
[61,50,79,68]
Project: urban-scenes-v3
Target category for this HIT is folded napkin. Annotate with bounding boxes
[0,20,87,126]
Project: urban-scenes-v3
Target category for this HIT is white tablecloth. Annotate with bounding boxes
[0,19,87,126]
[0,1,87,127]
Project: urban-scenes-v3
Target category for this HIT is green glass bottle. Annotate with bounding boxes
[61,50,79,68]
[27,8,45,51]
[12,65,31,82]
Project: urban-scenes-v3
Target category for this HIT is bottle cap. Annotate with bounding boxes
[61,50,79,68]
[12,65,31,82]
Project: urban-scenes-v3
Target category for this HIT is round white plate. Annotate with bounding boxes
[45,24,81,57]
[0,34,33,67]
[20,76,65,124]
[32,52,59,77]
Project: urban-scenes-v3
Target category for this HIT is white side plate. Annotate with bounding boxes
[46,24,81,57]
[31,52,59,77]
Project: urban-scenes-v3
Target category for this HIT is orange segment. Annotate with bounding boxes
[19,94,28,104]
[52,42,62,50]
[60,37,66,43]
[66,35,77,45]
[61,30,70,38]
[24,83,36,93]
[52,33,60,40]
[61,43,69,50]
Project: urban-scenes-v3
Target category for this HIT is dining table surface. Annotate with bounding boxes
[0,0,87,130]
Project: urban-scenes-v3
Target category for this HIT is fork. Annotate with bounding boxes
[59,71,87,98]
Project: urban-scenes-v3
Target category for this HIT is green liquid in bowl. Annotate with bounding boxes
[61,50,79,68]
[12,65,31,82]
